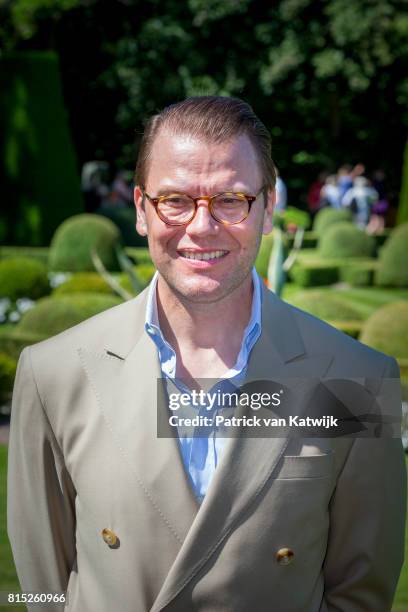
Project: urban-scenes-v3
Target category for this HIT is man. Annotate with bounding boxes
[8,96,406,611]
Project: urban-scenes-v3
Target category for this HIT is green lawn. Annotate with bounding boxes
[0,445,407,610]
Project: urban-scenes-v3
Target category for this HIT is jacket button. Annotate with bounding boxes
[102,528,118,546]
[276,547,294,565]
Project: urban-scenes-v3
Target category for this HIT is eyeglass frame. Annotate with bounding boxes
[141,186,266,226]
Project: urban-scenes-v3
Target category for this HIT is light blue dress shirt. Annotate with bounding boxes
[145,268,262,502]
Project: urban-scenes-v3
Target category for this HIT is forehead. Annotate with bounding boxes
[145,129,262,191]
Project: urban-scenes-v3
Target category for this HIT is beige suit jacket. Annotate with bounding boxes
[7,284,407,611]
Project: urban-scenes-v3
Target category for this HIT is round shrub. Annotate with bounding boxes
[360,301,408,359]
[49,214,122,273]
[53,273,114,295]
[0,351,17,400]
[376,223,408,287]
[18,293,122,337]
[319,222,376,259]
[288,289,364,322]
[0,257,50,300]
[313,208,352,238]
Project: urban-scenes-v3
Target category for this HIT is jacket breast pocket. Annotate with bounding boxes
[274,451,334,480]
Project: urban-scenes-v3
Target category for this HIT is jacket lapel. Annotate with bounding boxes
[150,286,334,612]
[78,290,199,550]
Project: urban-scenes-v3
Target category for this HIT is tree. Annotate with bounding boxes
[1,0,407,207]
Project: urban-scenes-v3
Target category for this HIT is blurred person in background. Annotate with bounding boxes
[307,171,327,218]
[320,174,341,209]
[342,176,379,229]
[274,167,287,212]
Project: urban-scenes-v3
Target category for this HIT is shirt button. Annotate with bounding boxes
[102,528,118,547]
[276,547,294,565]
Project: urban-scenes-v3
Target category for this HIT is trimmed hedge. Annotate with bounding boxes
[18,293,123,337]
[376,223,408,287]
[360,301,408,359]
[319,222,376,259]
[0,246,49,267]
[313,207,352,237]
[339,260,378,287]
[289,262,339,287]
[0,257,50,300]
[49,214,122,272]
[288,289,364,322]
[255,234,274,279]
[0,351,17,400]
[53,273,114,295]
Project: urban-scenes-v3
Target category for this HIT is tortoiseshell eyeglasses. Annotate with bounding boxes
[142,187,265,226]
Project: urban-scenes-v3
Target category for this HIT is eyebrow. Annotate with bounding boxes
[152,184,255,196]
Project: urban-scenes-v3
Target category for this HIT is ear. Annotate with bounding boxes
[134,186,148,236]
[262,188,275,235]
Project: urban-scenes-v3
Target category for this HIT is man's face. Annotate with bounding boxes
[134,130,275,304]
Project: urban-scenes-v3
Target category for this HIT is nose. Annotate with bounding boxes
[185,200,218,236]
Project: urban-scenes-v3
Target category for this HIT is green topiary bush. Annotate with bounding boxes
[0,257,50,300]
[288,289,364,322]
[319,222,376,259]
[0,246,49,267]
[18,293,123,337]
[289,262,339,287]
[313,207,352,238]
[255,234,274,279]
[339,260,378,287]
[375,223,408,287]
[360,301,408,359]
[0,351,17,400]
[49,214,122,273]
[53,273,114,295]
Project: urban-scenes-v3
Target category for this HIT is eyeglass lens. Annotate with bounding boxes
[157,194,249,224]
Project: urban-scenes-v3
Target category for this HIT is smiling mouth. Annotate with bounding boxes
[178,250,229,261]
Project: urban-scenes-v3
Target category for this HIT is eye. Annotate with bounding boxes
[162,194,190,206]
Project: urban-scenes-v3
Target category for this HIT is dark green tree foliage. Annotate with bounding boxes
[0,0,407,206]
[398,141,408,225]
[0,51,83,246]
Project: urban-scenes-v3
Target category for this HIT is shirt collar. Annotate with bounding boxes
[145,267,263,378]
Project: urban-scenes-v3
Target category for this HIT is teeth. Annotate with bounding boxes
[180,250,228,260]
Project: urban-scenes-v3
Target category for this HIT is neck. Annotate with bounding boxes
[156,273,254,381]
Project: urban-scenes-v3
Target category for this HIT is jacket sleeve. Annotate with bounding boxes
[321,356,407,611]
[7,346,76,611]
